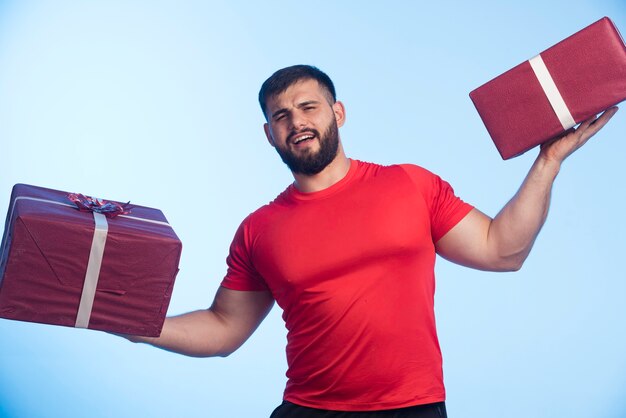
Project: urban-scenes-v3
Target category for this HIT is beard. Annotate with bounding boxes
[274,119,340,176]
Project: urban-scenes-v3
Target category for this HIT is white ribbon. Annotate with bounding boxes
[75,211,108,328]
[1,194,172,329]
[529,54,577,130]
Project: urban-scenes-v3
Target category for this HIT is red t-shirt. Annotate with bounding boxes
[221,159,473,411]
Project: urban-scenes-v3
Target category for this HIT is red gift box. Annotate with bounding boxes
[470,17,626,159]
[0,184,182,336]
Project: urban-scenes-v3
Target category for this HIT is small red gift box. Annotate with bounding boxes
[0,184,182,336]
[470,17,626,159]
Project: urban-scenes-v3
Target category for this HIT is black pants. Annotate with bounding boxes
[270,401,447,418]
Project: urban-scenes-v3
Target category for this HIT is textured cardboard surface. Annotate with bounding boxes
[470,17,626,159]
[0,184,182,336]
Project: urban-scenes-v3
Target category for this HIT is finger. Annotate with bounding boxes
[578,107,617,129]
[597,106,619,123]
[562,126,576,136]
[578,106,618,138]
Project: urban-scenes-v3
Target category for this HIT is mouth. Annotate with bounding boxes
[289,130,317,146]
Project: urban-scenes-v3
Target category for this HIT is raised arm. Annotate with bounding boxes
[125,286,274,357]
[436,107,618,272]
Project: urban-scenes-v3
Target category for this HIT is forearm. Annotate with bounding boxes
[491,108,618,268]
[488,155,561,269]
[123,287,274,357]
[436,108,616,272]
[128,309,235,357]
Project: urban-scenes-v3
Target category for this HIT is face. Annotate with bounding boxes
[263,79,345,175]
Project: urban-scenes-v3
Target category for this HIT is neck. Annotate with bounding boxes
[292,144,351,193]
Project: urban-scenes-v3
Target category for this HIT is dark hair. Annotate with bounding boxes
[258,65,336,119]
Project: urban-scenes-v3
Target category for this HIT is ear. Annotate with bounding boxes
[264,123,275,147]
[332,101,346,128]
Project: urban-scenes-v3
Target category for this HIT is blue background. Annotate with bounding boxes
[1,1,625,417]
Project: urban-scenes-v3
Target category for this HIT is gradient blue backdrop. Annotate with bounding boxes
[1,1,625,417]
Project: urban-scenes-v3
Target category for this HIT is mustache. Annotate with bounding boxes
[287,128,320,142]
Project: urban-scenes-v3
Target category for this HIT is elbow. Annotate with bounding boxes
[185,350,235,358]
[216,349,235,358]
[503,261,523,272]
[213,341,244,358]
[497,253,526,272]
[483,247,528,272]
[488,263,522,273]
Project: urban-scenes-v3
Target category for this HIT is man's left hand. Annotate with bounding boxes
[539,106,619,165]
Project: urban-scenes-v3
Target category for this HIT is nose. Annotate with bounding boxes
[289,110,307,131]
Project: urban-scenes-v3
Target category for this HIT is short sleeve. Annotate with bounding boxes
[399,164,474,242]
[221,217,269,291]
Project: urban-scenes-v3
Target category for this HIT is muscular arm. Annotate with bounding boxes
[436,107,618,272]
[126,286,274,357]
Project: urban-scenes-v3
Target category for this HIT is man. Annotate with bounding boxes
[126,65,617,417]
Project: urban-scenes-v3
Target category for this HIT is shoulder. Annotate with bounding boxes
[351,160,432,177]
[355,159,436,176]
[396,163,439,182]
[359,161,440,187]
[373,162,460,205]
[346,160,445,192]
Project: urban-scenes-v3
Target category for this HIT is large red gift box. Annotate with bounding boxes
[0,184,182,336]
[470,17,626,159]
